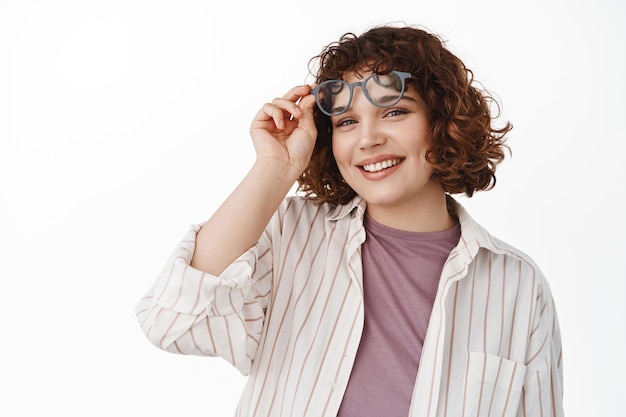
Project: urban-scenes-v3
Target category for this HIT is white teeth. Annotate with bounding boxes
[362,159,400,173]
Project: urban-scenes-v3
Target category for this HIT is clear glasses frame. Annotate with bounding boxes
[311,70,412,117]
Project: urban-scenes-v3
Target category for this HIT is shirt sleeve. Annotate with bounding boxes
[517,278,564,417]
[135,224,273,376]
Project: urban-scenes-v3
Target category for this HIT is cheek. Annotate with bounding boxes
[331,138,349,167]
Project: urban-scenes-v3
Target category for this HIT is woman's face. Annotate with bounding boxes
[331,71,446,218]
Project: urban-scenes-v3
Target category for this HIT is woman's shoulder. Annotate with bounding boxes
[279,195,362,221]
[454,200,545,278]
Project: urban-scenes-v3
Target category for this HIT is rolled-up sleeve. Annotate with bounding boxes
[135,224,272,375]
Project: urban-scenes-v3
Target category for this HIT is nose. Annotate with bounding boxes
[357,117,385,149]
[345,89,386,149]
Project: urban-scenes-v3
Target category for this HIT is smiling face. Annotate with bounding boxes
[331,71,451,230]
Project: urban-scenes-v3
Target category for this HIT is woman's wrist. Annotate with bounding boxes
[251,157,303,187]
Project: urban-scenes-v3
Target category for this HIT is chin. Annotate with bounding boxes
[358,192,404,207]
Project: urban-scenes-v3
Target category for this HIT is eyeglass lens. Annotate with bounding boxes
[315,72,406,116]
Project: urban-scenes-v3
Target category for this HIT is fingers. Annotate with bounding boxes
[255,85,315,130]
[281,84,312,102]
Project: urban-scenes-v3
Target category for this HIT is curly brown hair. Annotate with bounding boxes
[297,25,512,204]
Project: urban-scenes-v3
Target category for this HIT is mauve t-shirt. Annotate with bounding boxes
[337,214,461,417]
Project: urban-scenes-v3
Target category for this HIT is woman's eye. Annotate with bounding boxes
[384,109,407,117]
[335,119,357,127]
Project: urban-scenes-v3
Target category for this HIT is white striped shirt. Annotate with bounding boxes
[135,196,564,417]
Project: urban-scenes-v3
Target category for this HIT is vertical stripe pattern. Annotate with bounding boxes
[136,196,564,417]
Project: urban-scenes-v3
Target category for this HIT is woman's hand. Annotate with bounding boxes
[250,85,318,178]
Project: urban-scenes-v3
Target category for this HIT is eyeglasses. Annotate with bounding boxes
[311,70,412,117]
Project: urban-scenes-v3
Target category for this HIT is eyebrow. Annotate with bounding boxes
[329,105,349,114]
[395,95,418,104]
[374,95,420,108]
[375,94,404,105]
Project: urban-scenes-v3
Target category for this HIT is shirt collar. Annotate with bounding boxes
[447,196,523,269]
[326,195,500,255]
[327,196,366,221]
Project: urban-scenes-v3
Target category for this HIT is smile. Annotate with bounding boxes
[361,158,402,173]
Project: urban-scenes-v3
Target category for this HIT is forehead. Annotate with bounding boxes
[341,70,372,83]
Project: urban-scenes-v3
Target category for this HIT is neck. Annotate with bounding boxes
[365,188,456,233]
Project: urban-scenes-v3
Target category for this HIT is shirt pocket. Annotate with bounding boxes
[461,351,526,417]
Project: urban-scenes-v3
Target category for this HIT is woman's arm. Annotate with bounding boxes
[191,85,317,276]
[136,85,317,372]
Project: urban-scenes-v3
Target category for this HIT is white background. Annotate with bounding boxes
[1,0,625,415]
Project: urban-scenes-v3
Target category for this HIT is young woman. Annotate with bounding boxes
[136,25,564,417]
